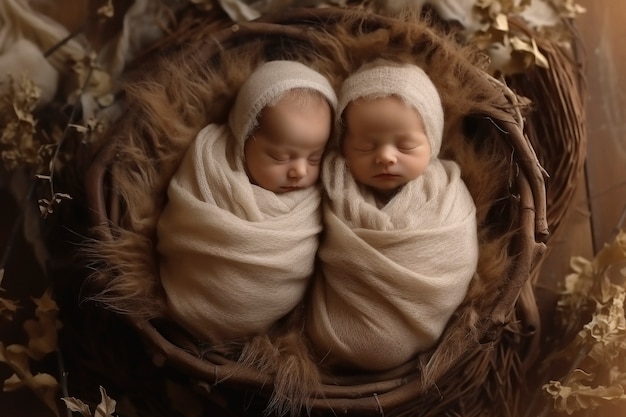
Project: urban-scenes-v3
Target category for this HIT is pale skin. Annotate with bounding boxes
[342,95,431,202]
[244,93,332,193]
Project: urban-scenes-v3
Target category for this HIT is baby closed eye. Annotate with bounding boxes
[268,152,290,162]
[397,140,421,150]
[352,144,375,152]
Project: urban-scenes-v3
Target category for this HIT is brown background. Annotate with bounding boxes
[540,0,626,286]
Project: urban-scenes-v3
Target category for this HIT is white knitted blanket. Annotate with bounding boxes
[157,124,322,345]
[306,149,479,371]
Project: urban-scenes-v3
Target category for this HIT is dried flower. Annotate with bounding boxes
[24,290,63,360]
[97,0,115,19]
[0,74,42,170]
[37,192,73,218]
[0,295,19,321]
[544,230,626,414]
[545,369,626,415]
[62,386,117,417]
[0,342,60,416]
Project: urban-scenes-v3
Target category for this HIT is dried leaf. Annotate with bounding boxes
[609,366,626,386]
[95,386,116,417]
[0,296,19,321]
[569,368,594,383]
[5,373,60,416]
[28,373,60,416]
[593,230,626,273]
[96,93,114,108]
[544,373,626,415]
[510,36,549,69]
[598,277,621,305]
[31,289,59,318]
[97,0,115,19]
[38,199,52,216]
[0,343,60,415]
[62,397,93,416]
[492,13,509,32]
[53,193,72,201]
[22,290,62,360]
[558,0,587,18]
[548,230,626,414]
[69,123,89,134]
[24,317,59,360]
[0,343,30,371]
[37,193,72,218]
[0,74,41,170]
[3,373,28,392]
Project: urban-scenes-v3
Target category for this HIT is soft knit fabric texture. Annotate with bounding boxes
[307,63,478,371]
[157,60,337,345]
[337,61,444,158]
[157,124,322,345]
[307,153,478,371]
[228,60,338,148]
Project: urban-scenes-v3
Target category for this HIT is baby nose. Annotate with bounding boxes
[288,159,307,178]
[376,146,397,165]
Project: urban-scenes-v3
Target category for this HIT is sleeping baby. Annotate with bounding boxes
[157,60,337,347]
[306,60,479,371]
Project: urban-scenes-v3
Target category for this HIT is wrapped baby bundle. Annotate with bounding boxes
[307,62,480,371]
[157,61,337,346]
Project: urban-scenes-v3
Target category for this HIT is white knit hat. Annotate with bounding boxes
[228,60,338,145]
[337,61,444,158]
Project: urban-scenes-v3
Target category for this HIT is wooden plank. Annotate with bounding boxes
[538,170,593,290]
[577,0,626,252]
[533,8,626,416]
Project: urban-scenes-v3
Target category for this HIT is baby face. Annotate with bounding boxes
[244,95,331,193]
[342,96,431,195]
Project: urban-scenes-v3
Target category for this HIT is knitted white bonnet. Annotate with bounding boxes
[228,60,338,146]
[337,61,444,158]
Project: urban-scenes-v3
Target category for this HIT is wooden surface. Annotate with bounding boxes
[582,1,626,251]
[538,0,626,288]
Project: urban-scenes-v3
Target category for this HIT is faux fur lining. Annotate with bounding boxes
[84,9,529,415]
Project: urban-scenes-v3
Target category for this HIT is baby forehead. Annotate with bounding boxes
[345,96,423,123]
[259,104,331,133]
[255,111,330,149]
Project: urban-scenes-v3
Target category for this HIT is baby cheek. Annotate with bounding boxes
[308,164,322,181]
[262,164,286,181]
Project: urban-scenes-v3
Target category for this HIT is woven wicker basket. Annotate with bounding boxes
[84,7,550,416]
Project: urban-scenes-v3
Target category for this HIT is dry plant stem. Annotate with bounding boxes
[42,10,108,59]
[56,348,72,417]
[43,22,87,58]
[45,64,95,202]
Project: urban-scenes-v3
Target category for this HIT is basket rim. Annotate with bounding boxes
[84,6,549,414]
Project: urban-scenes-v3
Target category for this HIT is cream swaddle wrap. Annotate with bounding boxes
[307,62,479,371]
[157,61,337,345]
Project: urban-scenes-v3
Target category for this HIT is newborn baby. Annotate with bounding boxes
[306,60,479,371]
[157,60,337,346]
